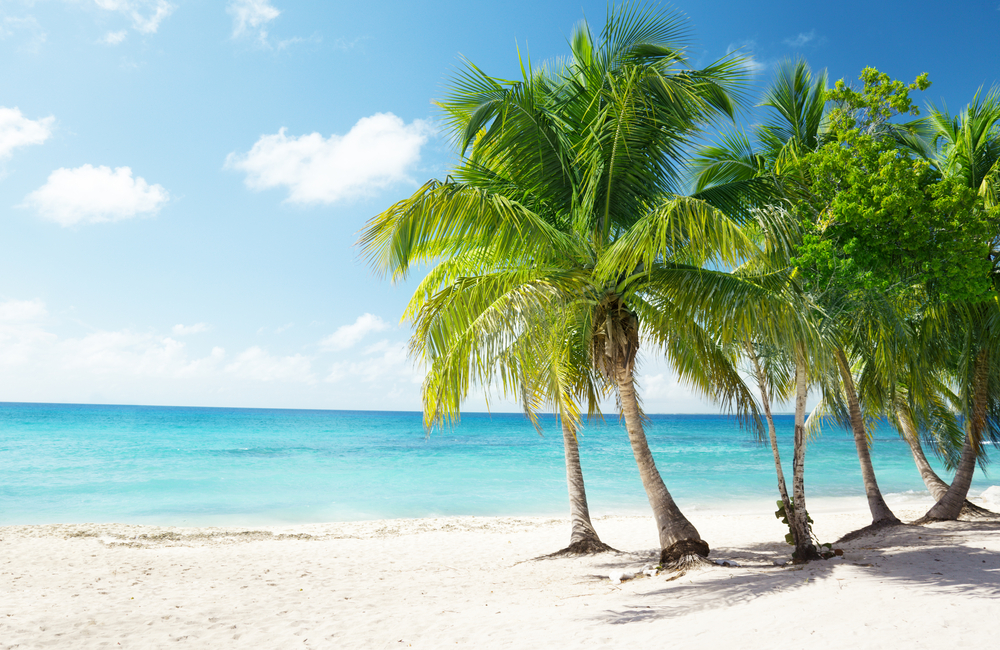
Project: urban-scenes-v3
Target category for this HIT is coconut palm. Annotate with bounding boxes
[644,205,827,560]
[900,88,1000,520]
[360,3,760,556]
[411,267,616,552]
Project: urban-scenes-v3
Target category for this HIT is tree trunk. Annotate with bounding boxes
[924,350,988,520]
[896,409,950,501]
[746,340,791,512]
[834,348,900,525]
[557,417,613,554]
[614,363,702,551]
[791,342,818,561]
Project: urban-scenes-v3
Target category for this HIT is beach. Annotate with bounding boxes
[4,500,999,649]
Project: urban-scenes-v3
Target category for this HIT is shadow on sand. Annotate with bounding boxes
[595,520,1000,625]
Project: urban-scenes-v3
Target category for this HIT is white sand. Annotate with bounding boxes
[3,502,999,649]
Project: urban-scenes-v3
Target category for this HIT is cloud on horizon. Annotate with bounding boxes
[23,164,169,226]
[0,299,430,408]
[225,113,433,205]
[0,298,750,413]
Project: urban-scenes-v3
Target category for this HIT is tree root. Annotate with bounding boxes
[659,538,712,571]
[959,500,1000,520]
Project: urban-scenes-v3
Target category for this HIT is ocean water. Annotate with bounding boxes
[1,402,996,526]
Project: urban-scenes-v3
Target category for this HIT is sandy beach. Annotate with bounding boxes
[3,499,999,649]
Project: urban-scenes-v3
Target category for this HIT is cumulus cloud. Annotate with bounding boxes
[319,314,390,352]
[172,323,210,336]
[0,107,54,160]
[784,30,817,48]
[225,113,433,204]
[23,164,169,226]
[228,0,280,42]
[224,346,314,383]
[94,0,176,35]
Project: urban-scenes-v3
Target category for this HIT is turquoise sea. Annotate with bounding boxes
[1,402,996,526]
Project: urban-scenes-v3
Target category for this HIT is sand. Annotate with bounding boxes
[3,501,999,649]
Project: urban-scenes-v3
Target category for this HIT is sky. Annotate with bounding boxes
[0,0,997,413]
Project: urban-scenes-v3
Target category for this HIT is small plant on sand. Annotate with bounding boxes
[775,499,842,561]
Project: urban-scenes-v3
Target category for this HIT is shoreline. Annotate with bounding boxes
[4,502,999,648]
[8,488,996,529]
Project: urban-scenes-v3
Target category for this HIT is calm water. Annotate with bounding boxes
[1,402,996,525]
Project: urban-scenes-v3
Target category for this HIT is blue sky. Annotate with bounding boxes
[0,1,997,412]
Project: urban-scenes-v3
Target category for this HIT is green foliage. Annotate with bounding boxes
[786,68,996,307]
[775,499,840,561]
[826,67,931,132]
[774,498,812,546]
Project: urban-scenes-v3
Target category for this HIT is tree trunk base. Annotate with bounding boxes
[911,500,1000,525]
[544,538,619,557]
[834,518,907,545]
[790,544,823,564]
[659,538,711,571]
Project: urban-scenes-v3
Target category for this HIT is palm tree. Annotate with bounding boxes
[901,88,1000,520]
[413,274,616,552]
[360,3,758,558]
[648,205,826,560]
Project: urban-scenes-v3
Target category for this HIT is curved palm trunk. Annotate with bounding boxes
[746,341,791,511]
[896,410,950,501]
[925,350,988,520]
[790,342,818,561]
[560,417,610,552]
[834,348,900,525]
[614,364,701,550]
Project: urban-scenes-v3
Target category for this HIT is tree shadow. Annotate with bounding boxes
[595,520,1000,625]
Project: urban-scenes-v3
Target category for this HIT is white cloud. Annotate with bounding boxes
[224,346,313,383]
[320,313,390,352]
[326,339,420,385]
[23,164,169,226]
[101,30,128,45]
[225,113,433,204]
[0,298,313,386]
[0,107,54,160]
[228,0,280,42]
[94,0,175,34]
[783,30,817,48]
[172,323,210,336]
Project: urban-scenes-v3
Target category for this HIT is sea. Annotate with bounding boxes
[1,402,997,526]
